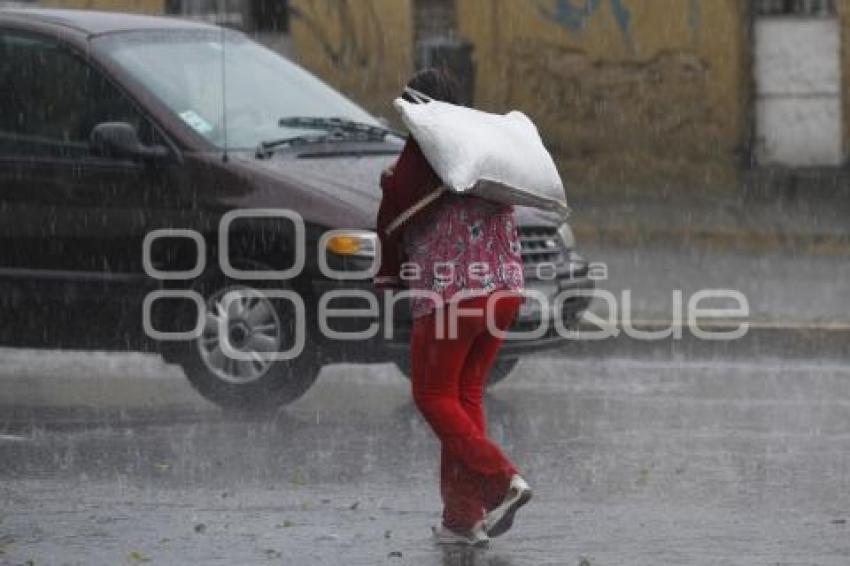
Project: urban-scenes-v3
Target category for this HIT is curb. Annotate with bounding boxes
[571,223,850,255]
[552,321,850,362]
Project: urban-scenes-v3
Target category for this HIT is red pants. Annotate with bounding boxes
[410,293,523,530]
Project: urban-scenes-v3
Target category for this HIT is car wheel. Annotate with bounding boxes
[394,357,520,387]
[170,278,320,411]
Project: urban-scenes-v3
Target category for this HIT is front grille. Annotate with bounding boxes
[518,226,564,266]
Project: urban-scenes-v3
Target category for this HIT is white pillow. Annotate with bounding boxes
[393,91,569,217]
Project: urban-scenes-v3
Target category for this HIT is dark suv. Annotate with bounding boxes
[0,8,593,409]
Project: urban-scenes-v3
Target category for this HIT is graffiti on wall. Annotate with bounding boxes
[688,0,701,47]
[290,0,385,76]
[505,39,720,166]
[535,1,705,68]
[536,0,635,52]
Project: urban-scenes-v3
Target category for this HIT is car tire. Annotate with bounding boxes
[394,357,520,387]
[164,271,320,411]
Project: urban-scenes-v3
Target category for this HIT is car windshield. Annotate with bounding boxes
[95,29,381,150]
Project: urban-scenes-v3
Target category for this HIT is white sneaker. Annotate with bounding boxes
[431,523,489,547]
[483,474,532,537]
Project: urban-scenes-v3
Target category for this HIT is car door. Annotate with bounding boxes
[0,28,188,346]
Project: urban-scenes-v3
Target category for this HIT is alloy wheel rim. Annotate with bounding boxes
[196,286,282,385]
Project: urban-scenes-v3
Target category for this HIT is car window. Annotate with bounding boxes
[0,29,155,157]
[95,29,380,150]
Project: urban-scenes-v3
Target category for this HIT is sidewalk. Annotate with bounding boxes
[569,188,850,255]
[563,187,850,359]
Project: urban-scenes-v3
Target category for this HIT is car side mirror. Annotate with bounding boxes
[90,122,169,161]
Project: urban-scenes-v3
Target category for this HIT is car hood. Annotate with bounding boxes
[235,150,565,231]
[236,150,395,229]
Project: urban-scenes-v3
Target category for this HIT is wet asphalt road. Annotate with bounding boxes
[1,350,850,565]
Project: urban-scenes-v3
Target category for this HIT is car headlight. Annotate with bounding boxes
[557,222,575,249]
[323,230,378,258]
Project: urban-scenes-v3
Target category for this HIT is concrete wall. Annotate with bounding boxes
[753,16,842,167]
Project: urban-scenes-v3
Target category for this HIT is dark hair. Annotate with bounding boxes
[403,68,461,105]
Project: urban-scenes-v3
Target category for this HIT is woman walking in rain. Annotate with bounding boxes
[375,68,532,547]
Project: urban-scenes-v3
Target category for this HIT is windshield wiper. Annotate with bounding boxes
[278,116,403,140]
[256,133,336,158]
[257,117,403,158]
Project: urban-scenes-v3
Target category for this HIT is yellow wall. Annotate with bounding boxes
[457,0,748,190]
[289,0,414,123]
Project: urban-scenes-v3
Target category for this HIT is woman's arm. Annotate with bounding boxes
[374,138,444,288]
[380,139,444,236]
[374,183,404,289]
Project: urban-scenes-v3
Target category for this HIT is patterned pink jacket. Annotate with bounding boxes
[403,193,524,318]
